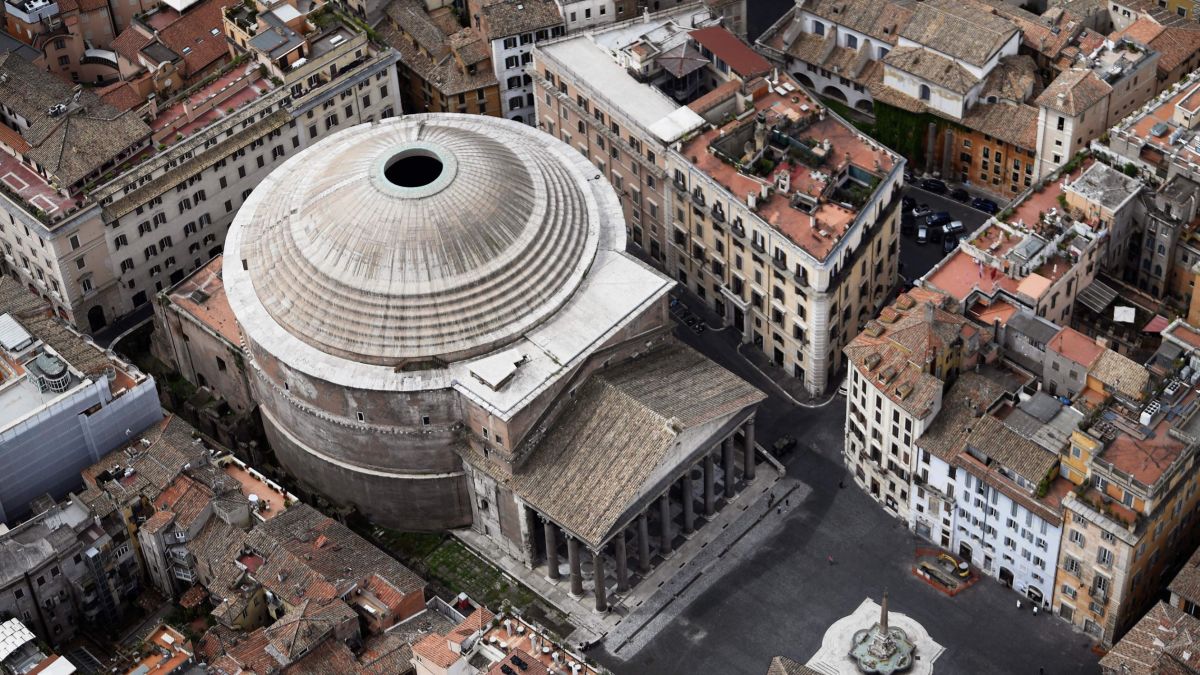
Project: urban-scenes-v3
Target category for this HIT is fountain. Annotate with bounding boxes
[848,592,915,674]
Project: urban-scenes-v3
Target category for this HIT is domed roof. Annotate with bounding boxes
[227,115,603,365]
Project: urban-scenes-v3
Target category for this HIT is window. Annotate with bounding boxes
[69,235,80,250]
[845,34,858,49]
[1069,529,1085,547]
[919,84,930,101]
[1097,547,1114,567]
[813,20,825,36]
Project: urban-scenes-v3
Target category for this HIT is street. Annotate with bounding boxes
[593,320,1099,674]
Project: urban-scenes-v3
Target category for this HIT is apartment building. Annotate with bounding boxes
[3,0,157,85]
[468,0,565,124]
[380,0,501,116]
[843,288,991,518]
[0,276,161,525]
[1062,160,1143,278]
[105,0,230,106]
[1050,331,1200,646]
[913,379,1071,607]
[0,9,401,334]
[923,172,1105,329]
[0,495,137,647]
[151,255,254,416]
[758,0,1186,198]
[537,15,902,395]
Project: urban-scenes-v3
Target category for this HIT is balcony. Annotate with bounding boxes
[173,566,196,583]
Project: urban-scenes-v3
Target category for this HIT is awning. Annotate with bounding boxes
[1077,278,1119,314]
[1144,314,1170,333]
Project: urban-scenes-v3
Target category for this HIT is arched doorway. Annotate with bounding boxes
[822,85,848,102]
[854,99,874,114]
[999,566,1014,587]
[87,305,106,332]
[791,72,816,91]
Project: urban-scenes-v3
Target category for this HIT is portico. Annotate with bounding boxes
[529,415,760,612]
[463,342,766,613]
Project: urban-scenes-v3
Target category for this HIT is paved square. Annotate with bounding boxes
[591,323,1101,674]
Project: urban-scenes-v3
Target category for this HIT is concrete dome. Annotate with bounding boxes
[230,115,600,365]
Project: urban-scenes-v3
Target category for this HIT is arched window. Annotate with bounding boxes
[919,84,931,101]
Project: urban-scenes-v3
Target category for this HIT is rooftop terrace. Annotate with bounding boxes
[679,74,897,262]
[168,255,239,345]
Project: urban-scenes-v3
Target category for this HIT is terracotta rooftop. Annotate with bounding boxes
[157,0,227,76]
[844,288,987,419]
[1169,545,1200,609]
[412,634,458,669]
[1047,326,1104,367]
[1102,406,1188,486]
[1166,321,1200,351]
[1035,69,1112,115]
[168,255,240,345]
[1100,602,1200,675]
[923,249,1021,302]
[678,73,897,263]
[689,26,771,78]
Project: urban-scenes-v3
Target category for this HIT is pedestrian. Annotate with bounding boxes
[1017,599,1022,610]
[838,479,845,489]
[1032,605,1038,616]
[827,555,834,566]
[784,498,789,507]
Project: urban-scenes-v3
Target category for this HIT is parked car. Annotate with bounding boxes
[901,212,916,234]
[927,211,952,228]
[920,178,948,194]
[916,223,929,244]
[949,187,970,202]
[912,205,933,220]
[943,220,965,236]
[972,197,1000,214]
[943,234,959,253]
[902,196,916,211]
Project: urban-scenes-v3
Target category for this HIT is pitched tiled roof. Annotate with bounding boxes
[982,54,1038,103]
[448,607,493,645]
[1047,327,1105,367]
[1148,26,1200,77]
[1168,546,1200,610]
[249,503,424,600]
[284,632,414,674]
[480,0,561,39]
[112,26,154,63]
[884,45,979,94]
[916,368,1022,461]
[845,289,985,419]
[961,101,1039,150]
[1035,69,1111,115]
[158,0,228,76]
[689,27,771,77]
[264,598,356,664]
[963,414,1057,484]
[1100,602,1200,675]
[506,344,764,547]
[380,1,497,98]
[412,634,458,669]
[83,415,206,506]
[798,0,914,45]
[0,54,149,189]
[1090,349,1150,401]
[98,80,145,111]
[899,0,1018,67]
